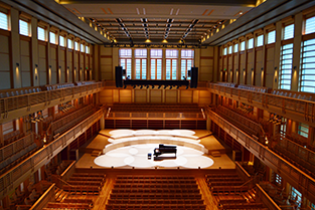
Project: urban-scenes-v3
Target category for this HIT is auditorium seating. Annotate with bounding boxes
[3,130,23,146]
[107,175,206,210]
[62,173,106,195]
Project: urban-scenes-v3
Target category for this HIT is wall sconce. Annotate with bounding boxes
[293,66,297,70]
[261,67,264,71]
[274,67,277,70]
[74,67,77,70]
[16,63,19,67]
[59,66,61,69]
[236,69,239,72]
[49,65,52,68]
[35,64,38,68]
[35,64,38,80]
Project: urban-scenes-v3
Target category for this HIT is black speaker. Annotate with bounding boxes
[115,66,123,88]
[190,67,198,88]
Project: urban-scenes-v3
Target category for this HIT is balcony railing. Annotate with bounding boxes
[0,82,104,123]
[107,112,204,120]
[207,108,315,204]
[208,83,315,127]
[0,108,103,200]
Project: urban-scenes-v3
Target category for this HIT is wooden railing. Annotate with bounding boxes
[0,108,103,200]
[208,83,315,127]
[255,184,282,210]
[29,183,56,210]
[52,161,76,189]
[108,112,204,120]
[275,136,315,176]
[207,108,315,204]
[0,81,104,124]
[0,133,34,162]
[235,162,251,180]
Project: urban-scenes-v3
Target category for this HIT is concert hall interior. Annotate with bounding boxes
[1,0,315,209]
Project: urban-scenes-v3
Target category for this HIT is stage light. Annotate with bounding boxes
[152,85,154,89]
[170,86,172,89]
[146,85,149,89]
[164,85,168,89]
[140,85,143,89]
[177,85,180,89]
[158,85,161,89]
[133,85,136,89]
[124,85,126,89]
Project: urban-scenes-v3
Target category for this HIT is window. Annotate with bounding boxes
[290,187,302,207]
[248,38,254,49]
[240,41,245,51]
[284,24,294,40]
[310,203,315,210]
[80,44,85,52]
[59,36,65,47]
[275,173,282,185]
[223,48,227,55]
[234,44,239,53]
[298,123,309,138]
[68,39,73,49]
[257,35,264,47]
[75,42,79,51]
[305,16,315,35]
[228,46,233,54]
[181,49,194,80]
[37,27,45,41]
[300,38,315,93]
[267,30,276,44]
[166,49,178,80]
[119,49,132,79]
[50,32,56,44]
[135,49,147,80]
[279,43,293,90]
[0,12,8,30]
[86,46,90,54]
[19,19,29,36]
[150,49,162,80]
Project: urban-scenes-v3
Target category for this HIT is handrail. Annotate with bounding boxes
[0,108,103,200]
[29,183,56,210]
[207,108,315,204]
[256,184,282,210]
[235,162,251,179]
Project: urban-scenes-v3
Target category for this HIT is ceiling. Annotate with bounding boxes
[58,0,257,45]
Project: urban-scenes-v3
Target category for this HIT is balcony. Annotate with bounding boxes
[0,81,104,124]
[208,82,315,127]
[0,107,104,200]
[207,108,315,204]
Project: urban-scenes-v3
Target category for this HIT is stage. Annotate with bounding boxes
[76,129,235,169]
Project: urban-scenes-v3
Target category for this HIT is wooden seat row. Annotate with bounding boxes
[108,199,204,204]
[115,179,196,184]
[113,184,198,188]
[106,204,206,210]
[209,181,244,187]
[206,177,242,182]
[205,173,238,178]
[72,173,106,178]
[221,202,264,209]
[116,175,194,180]
[67,181,102,186]
[69,177,105,183]
[62,185,100,194]
[218,198,247,204]
[111,188,200,194]
[211,186,249,194]
[63,198,94,204]
[46,202,92,209]
[110,193,202,199]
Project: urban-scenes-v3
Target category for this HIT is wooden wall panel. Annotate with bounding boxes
[100,89,113,105]
[199,48,214,81]
[38,44,47,85]
[80,53,84,81]
[2,121,13,135]
[74,51,79,82]
[239,53,246,84]
[180,90,192,103]
[60,49,66,83]
[20,40,31,87]
[67,50,73,82]
[255,50,263,86]
[0,34,11,89]
[199,90,211,105]
[119,90,132,103]
[165,90,177,103]
[266,46,275,88]
[50,47,57,84]
[193,90,199,104]
[228,55,233,82]
[247,51,254,85]
[233,55,239,82]
[135,89,147,103]
[150,90,162,103]
[113,90,119,103]
[100,46,113,81]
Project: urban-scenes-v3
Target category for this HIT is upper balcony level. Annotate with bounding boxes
[0,81,104,124]
[208,82,315,127]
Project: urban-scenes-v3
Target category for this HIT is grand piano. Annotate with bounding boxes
[153,144,177,158]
